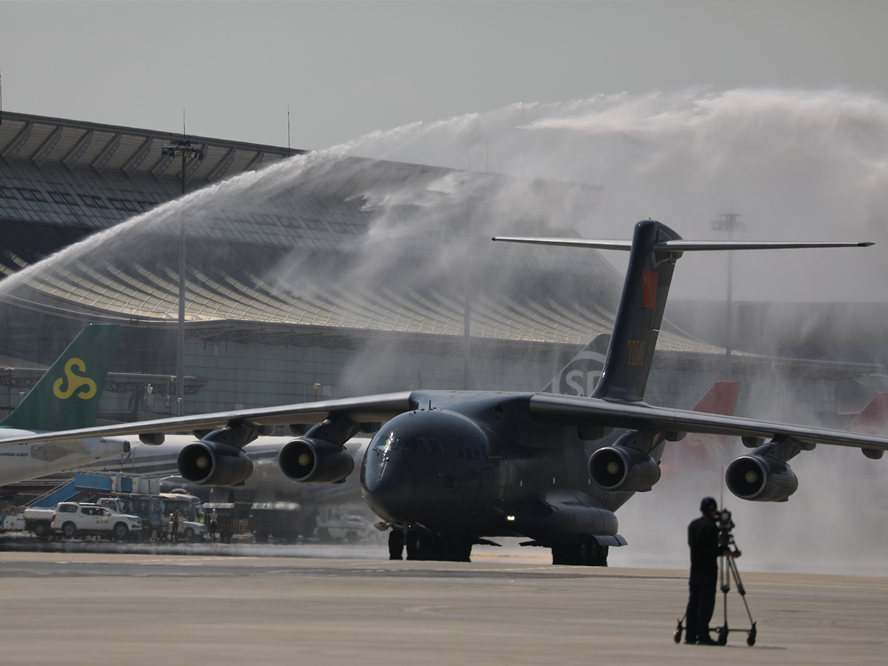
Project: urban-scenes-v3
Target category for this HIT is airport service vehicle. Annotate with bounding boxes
[51,502,141,540]
[248,501,312,543]
[0,324,130,486]
[0,506,56,537]
[96,493,205,541]
[314,506,378,543]
[4,221,888,565]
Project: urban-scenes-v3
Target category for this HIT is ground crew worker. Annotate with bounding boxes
[209,509,217,541]
[170,509,180,543]
[685,496,740,645]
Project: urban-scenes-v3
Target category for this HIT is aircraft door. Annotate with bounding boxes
[466,468,493,517]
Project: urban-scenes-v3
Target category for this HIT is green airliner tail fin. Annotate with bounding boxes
[0,324,119,432]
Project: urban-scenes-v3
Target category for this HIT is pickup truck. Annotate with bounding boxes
[0,507,56,537]
[51,502,142,540]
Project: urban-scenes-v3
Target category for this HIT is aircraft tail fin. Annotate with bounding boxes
[542,334,610,395]
[0,324,119,432]
[691,380,741,415]
[848,392,888,435]
[590,221,681,402]
[495,219,870,403]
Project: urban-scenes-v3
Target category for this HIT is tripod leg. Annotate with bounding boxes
[728,558,756,626]
[673,616,685,644]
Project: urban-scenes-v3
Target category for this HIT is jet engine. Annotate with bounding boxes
[279,438,354,484]
[588,434,661,492]
[177,441,253,486]
[726,454,798,502]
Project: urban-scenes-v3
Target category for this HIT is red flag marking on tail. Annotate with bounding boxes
[641,271,657,308]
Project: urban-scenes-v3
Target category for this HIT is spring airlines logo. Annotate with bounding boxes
[551,351,606,397]
[53,358,98,400]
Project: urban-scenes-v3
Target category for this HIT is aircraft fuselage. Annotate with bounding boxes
[360,391,625,548]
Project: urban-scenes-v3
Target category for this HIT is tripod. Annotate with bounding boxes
[673,532,757,647]
[713,532,757,646]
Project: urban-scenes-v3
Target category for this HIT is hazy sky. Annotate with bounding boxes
[2,1,888,151]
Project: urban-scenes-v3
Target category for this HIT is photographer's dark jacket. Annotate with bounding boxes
[688,514,724,570]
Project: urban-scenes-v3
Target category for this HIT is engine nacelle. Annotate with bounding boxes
[177,441,253,486]
[279,438,354,484]
[726,454,799,502]
[588,442,660,492]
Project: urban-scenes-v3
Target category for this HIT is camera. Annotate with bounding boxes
[717,508,734,532]
[717,508,735,548]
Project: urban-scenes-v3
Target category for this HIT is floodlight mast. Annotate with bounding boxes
[160,138,204,416]
[711,212,745,377]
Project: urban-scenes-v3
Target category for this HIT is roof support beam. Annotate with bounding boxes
[31,126,63,168]
[206,147,236,182]
[150,153,175,181]
[62,130,93,171]
[122,136,153,178]
[245,151,265,171]
[2,121,33,164]
[92,133,121,174]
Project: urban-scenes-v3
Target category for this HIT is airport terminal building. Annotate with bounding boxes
[0,111,877,428]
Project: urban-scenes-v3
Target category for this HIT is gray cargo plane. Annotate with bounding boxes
[3,220,886,564]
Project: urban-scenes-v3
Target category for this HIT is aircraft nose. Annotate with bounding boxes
[361,449,415,521]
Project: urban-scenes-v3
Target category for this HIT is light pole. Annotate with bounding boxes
[160,138,204,416]
[711,213,745,377]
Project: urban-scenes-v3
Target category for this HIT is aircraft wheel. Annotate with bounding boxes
[552,544,583,565]
[717,625,728,646]
[405,531,419,560]
[388,530,404,560]
[581,538,608,567]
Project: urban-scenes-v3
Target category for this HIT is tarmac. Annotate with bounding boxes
[0,549,885,666]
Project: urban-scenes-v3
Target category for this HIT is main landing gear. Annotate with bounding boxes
[551,537,609,567]
[388,529,473,562]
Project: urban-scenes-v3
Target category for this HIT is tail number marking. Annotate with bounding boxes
[53,358,98,400]
[627,340,645,367]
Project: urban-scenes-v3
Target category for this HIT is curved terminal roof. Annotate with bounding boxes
[0,111,722,357]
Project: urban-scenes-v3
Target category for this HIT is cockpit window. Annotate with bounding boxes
[372,433,444,454]
[371,431,396,453]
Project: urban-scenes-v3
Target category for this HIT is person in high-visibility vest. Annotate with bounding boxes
[170,509,180,543]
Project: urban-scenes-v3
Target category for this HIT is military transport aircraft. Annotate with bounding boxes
[2,221,886,565]
[0,324,130,485]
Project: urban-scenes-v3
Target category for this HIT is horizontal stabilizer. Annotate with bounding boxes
[493,236,873,253]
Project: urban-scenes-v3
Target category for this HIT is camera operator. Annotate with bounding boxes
[685,496,741,645]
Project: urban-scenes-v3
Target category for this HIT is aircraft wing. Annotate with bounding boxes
[529,393,888,451]
[0,392,418,447]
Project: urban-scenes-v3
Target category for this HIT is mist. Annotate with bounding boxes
[2,88,888,574]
